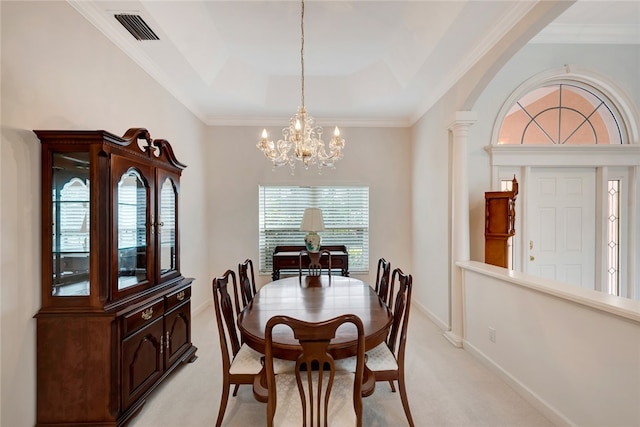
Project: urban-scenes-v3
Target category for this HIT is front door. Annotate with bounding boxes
[527,168,596,289]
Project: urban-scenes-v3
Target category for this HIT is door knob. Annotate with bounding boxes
[530,256,535,261]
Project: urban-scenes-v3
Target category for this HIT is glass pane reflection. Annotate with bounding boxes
[52,153,90,296]
[118,169,147,290]
[159,177,177,275]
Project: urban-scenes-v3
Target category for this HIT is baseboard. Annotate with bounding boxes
[463,339,574,427]
[192,300,212,317]
[412,299,449,331]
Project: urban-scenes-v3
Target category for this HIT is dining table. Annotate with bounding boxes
[237,274,393,400]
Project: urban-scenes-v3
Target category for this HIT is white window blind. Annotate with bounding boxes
[258,186,369,274]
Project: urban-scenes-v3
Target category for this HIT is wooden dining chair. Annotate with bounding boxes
[238,258,257,309]
[212,270,264,427]
[375,257,391,305]
[264,314,366,427]
[298,249,332,278]
[334,268,415,427]
[367,268,414,426]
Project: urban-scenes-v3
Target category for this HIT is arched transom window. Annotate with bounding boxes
[498,83,623,145]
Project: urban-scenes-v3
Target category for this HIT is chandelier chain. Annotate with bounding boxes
[300,0,305,109]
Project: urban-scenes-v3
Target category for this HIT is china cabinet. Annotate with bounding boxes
[34,128,197,426]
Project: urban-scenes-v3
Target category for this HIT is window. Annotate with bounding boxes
[258,186,369,274]
[498,83,622,145]
[606,180,620,296]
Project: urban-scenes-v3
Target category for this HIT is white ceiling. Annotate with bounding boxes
[70,1,639,127]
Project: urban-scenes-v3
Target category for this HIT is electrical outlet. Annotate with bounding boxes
[489,327,496,343]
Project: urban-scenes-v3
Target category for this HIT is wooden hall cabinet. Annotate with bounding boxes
[484,177,519,268]
[34,128,197,426]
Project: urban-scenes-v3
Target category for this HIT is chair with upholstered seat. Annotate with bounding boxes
[264,314,366,427]
[334,268,415,426]
[375,258,391,305]
[298,249,332,278]
[212,269,264,427]
[367,268,414,426]
[238,258,257,309]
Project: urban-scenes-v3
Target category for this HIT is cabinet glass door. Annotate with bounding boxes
[117,169,149,290]
[159,177,177,275]
[52,152,90,296]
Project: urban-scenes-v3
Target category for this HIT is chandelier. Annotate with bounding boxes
[256,0,345,172]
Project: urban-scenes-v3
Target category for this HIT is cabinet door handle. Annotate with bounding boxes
[166,331,170,350]
[141,307,153,321]
[149,215,155,235]
[160,336,164,354]
[530,256,535,261]
[177,291,185,301]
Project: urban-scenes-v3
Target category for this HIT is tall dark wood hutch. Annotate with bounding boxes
[35,128,197,426]
[484,177,519,268]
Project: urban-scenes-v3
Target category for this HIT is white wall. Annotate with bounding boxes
[460,261,640,427]
[1,2,209,426]
[205,125,413,289]
[410,106,453,329]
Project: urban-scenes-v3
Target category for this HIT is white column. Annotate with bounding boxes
[445,111,476,347]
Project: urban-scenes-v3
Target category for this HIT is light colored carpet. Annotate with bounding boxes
[128,302,554,427]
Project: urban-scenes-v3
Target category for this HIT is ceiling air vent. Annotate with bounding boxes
[114,14,159,41]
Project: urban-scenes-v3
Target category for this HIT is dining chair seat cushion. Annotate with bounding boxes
[273,371,358,426]
[229,344,263,375]
[334,342,398,372]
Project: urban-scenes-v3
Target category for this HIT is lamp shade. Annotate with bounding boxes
[300,208,325,232]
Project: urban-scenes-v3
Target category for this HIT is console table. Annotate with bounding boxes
[272,245,349,280]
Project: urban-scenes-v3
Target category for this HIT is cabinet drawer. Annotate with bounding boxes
[166,286,191,312]
[275,257,299,268]
[122,299,164,337]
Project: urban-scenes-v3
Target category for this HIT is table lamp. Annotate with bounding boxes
[300,208,325,252]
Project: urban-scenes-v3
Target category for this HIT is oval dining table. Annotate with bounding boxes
[237,275,393,401]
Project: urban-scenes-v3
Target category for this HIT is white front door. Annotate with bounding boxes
[527,168,596,289]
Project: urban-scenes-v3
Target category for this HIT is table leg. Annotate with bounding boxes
[252,366,268,403]
[361,364,376,397]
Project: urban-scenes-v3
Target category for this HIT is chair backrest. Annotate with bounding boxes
[265,314,365,427]
[212,270,243,373]
[387,268,413,361]
[299,249,332,278]
[238,258,257,309]
[375,258,391,304]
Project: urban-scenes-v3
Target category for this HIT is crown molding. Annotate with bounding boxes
[531,24,640,44]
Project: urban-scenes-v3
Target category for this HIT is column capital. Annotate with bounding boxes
[448,111,477,131]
